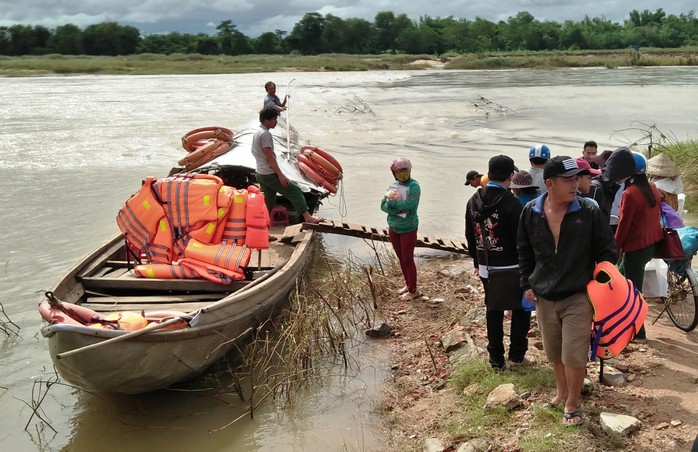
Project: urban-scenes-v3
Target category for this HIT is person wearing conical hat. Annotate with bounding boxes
[647,153,683,213]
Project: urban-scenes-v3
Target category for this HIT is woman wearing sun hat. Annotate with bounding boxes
[510,170,540,206]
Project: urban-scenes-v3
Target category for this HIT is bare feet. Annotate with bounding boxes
[303,215,326,224]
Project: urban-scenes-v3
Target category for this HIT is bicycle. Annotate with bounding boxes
[655,256,698,332]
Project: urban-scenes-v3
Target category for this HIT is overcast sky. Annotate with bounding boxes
[1,1,695,38]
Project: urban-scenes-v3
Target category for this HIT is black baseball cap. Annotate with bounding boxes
[465,170,483,184]
[488,155,516,181]
[543,156,583,180]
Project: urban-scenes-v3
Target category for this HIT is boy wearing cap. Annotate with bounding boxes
[466,155,532,371]
[575,157,601,198]
[517,156,617,426]
[465,170,483,188]
[528,144,551,194]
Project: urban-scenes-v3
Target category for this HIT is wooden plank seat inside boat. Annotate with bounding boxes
[81,293,224,313]
[79,265,272,293]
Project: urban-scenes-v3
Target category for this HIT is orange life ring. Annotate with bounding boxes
[39,300,102,326]
[300,146,343,181]
[182,126,233,152]
[298,156,337,194]
[181,141,232,170]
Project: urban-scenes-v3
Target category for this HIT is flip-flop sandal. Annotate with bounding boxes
[543,401,560,409]
[563,410,583,426]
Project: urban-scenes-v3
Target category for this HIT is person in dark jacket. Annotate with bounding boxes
[466,155,532,371]
[587,147,637,229]
[518,156,617,426]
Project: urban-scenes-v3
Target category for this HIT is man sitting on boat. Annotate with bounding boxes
[252,107,323,224]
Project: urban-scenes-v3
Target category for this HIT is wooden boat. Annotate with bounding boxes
[40,117,336,394]
[41,224,313,394]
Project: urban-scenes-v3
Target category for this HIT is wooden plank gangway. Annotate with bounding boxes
[299,220,469,255]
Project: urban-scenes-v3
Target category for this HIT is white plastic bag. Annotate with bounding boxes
[643,258,668,298]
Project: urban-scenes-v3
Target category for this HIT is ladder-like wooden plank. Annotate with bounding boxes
[302,221,468,254]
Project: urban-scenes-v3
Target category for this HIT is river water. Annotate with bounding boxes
[1,67,697,451]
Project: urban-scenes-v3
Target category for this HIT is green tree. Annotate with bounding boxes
[216,20,236,55]
[195,35,219,55]
[396,23,438,54]
[82,22,140,55]
[254,32,282,54]
[287,12,326,54]
[344,18,376,53]
[374,11,413,52]
[50,24,83,54]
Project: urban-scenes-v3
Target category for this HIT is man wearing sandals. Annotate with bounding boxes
[252,107,323,224]
[518,156,617,426]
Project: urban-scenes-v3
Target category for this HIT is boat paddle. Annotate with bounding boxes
[55,312,196,360]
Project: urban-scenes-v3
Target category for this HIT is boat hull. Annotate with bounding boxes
[41,229,314,394]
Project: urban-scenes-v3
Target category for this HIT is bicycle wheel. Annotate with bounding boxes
[666,267,698,332]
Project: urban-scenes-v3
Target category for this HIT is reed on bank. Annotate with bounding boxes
[1,47,698,77]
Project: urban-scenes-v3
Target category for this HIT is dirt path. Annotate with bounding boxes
[378,257,698,451]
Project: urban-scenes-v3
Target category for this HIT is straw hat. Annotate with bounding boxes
[647,153,680,178]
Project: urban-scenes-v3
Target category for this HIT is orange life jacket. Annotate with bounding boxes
[134,263,198,279]
[586,261,648,360]
[154,173,225,257]
[116,177,174,264]
[245,191,270,249]
[179,257,247,284]
[183,238,251,275]
[222,189,248,244]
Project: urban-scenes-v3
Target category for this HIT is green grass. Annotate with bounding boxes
[1,48,698,77]
[446,358,608,451]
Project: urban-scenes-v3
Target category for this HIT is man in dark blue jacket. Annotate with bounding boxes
[517,156,617,426]
[466,155,532,371]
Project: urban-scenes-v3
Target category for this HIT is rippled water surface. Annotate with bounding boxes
[1,67,697,451]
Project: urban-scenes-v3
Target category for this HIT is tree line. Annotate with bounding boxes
[1,8,697,57]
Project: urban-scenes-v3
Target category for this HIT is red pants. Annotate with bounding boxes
[388,228,418,293]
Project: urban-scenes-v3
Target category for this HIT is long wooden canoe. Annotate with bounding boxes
[40,225,313,394]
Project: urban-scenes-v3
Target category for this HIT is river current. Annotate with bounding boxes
[1,67,697,451]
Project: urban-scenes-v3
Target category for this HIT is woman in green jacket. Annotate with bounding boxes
[381,158,421,300]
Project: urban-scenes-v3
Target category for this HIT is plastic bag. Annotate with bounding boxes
[521,293,535,311]
[677,226,698,257]
[642,258,668,298]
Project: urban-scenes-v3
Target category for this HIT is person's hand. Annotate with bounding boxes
[385,188,400,200]
[525,289,537,302]
[278,173,289,187]
[472,267,479,277]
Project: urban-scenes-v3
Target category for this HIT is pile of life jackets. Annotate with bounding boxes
[116,172,270,285]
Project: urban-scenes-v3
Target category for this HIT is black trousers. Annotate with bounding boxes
[481,277,532,369]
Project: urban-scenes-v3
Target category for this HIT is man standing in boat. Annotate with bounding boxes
[252,107,323,224]
[264,81,287,113]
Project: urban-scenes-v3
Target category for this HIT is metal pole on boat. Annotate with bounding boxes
[286,78,295,152]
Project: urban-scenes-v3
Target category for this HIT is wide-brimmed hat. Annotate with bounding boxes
[510,170,538,189]
[647,153,680,178]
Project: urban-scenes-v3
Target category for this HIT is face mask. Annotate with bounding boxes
[394,170,410,182]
